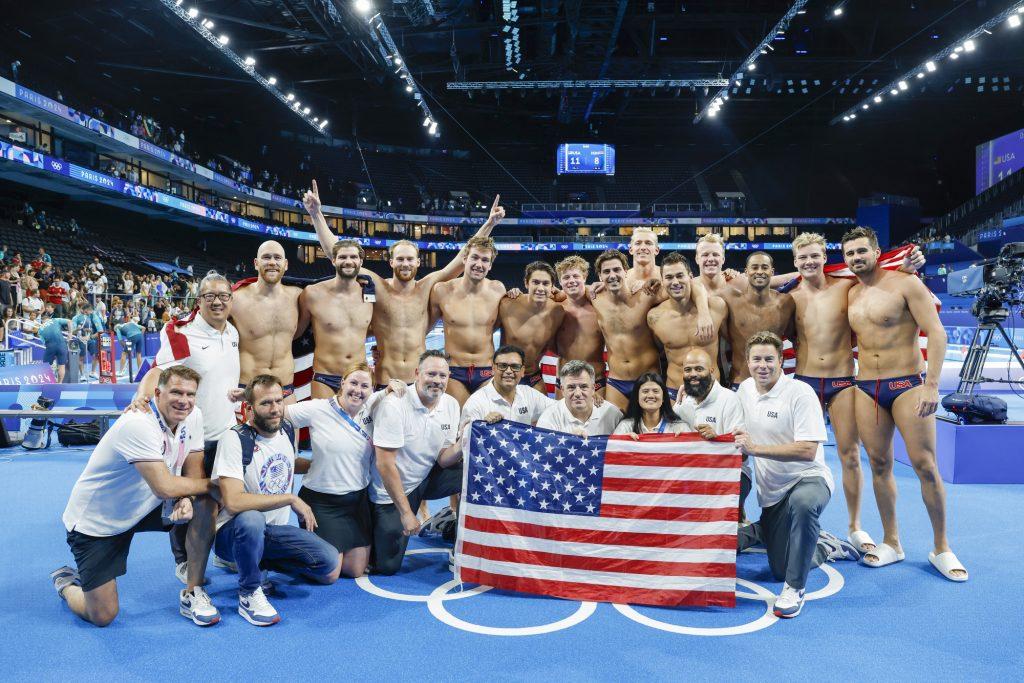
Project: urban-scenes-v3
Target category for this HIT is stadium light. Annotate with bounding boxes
[244,56,256,66]
[898,80,908,90]
[320,120,328,129]
[202,19,214,29]
[832,5,844,17]
[423,117,431,127]
[175,0,182,5]
[950,52,960,60]
[267,76,277,85]
[405,85,413,92]
[354,0,373,14]
[187,6,198,18]
[394,57,403,66]
[890,88,898,95]
[286,93,295,100]
[963,39,976,52]
[303,107,310,114]
[873,95,882,103]
[1009,14,1021,28]
[217,34,229,45]
[861,103,869,109]
[926,60,937,71]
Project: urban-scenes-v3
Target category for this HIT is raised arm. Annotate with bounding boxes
[303,179,336,258]
[422,195,505,287]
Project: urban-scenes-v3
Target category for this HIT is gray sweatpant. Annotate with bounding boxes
[737,476,831,591]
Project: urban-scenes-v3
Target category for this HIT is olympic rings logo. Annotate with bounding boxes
[355,548,845,637]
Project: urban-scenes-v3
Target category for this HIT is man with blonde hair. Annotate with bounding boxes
[554,256,607,393]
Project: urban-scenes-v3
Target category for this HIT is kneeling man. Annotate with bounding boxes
[212,375,341,626]
[734,332,859,618]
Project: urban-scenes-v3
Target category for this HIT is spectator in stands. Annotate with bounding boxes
[9,126,27,144]
[0,244,6,262]
[69,218,80,235]
[20,269,39,300]
[94,296,108,323]
[154,277,168,301]
[121,271,135,297]
[11,252,22,268]
[0,307,14,345]
[0,270,12,310]
[30,254,45,272]
[21,289,44,317]
[88,257,104,277]
[47,279,67,318]
[110,297,126,325]
[139,276,151,304]
[94,270,108,299]
[37,211,48,231]
[152,298,167,326]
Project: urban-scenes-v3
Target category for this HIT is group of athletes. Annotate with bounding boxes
[49,179,968,629]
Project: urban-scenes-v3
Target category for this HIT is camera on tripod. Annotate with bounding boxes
[969,242,1024,322]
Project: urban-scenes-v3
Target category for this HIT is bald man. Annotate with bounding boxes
[230,241,303,398]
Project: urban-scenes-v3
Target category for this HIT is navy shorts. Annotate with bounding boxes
[66,506,169,591]
[855,374,924,414]
[449,366,493,393]
[794,375,855,408]
[44,342,69,366]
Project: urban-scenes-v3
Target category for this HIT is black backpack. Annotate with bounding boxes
[231,420,296,471]
[941,393,1008,425]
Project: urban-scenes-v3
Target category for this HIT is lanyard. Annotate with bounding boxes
[655,419,667,434]
[151,399,189,474]
[328,397,370,441]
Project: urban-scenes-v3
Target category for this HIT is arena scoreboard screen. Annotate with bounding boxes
[976,126,1024,194]
[556,143,616,176]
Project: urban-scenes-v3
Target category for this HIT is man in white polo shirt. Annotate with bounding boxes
[536,360,622,436]
[673,348,751,521]
[371,350,463,575]
[50,366,216,628]
[734,331,859,619]
[132,271,240,591]
[459,344,554,431]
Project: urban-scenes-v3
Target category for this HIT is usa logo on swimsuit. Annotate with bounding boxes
[888,379,913,390]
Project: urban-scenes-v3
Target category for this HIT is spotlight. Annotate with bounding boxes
[926,60,936,72]
[849,113,856,119]
[898,80,908,90]
[916,72,924,79]
[405,85,413,92]
[429,121,438,135]
[320,120,328,128]
[833,6,844,17]
[747,62,756,71]
[954,45,964,53]
[1009,14,1022,28]
[286,93,295,100]
[217,34,229,45]
[394,57,403,66]
[708,109,718,118]
[963,39,976,52]
[313,117,319,122]
[303,107,310,114]
[175,0,183,5]
[735,79,742,86]
[294,101,301,108]
[354,0,373,14]
[950,52,959,60]
[204,19,214,29]
[187,7,199,18]
[268,76,277,85]
[862,103,869,109]
[423,117,431,127]
[873,95,882,103]
[843,115,851,121]
[244,56,256,66]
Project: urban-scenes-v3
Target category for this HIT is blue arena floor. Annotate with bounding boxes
[2,434,1022,681]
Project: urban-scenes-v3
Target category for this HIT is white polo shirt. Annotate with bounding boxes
[535,400,623,437]
[369,389,461,504]
[460,381,555,431]
[736,374,834,508]
[62,407,205,537]
[155,312,240,441]
[287,391,386,495]
[211,427,295,531]
[674,382,749,479]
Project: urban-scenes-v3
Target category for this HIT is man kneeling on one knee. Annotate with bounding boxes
[212,375,340,626]
[733,331,859,619]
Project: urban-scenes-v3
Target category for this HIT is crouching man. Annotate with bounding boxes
[212,375,341,626]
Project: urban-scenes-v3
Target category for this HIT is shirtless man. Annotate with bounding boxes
[647,252,728,400]
[429,236,506,405]
[843,226,966,581]
[554,256,606,396]
[695,232,796,296]
[591,249,710,411]
[498,261,564,390]
[230,241,302,399]
[625,227,661,288]
[297,240,373,399]
[720,252,795,388]
[304,181,504,386]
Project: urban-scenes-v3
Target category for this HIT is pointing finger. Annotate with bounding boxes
[492,194,500,210]
[311,179,319,195]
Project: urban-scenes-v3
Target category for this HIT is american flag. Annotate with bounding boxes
[455,421,742,608]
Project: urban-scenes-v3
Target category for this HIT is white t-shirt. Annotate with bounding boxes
[62,407,205,537]
[211,427,296,530]
[287,391,386,495]
[674,382,750,479]
[736,374,834,507]
[369,389,460,504]
[459,381,554,431]
[535,400,623,437]
[155,313,240,441]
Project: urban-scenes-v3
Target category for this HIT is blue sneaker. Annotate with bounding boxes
[818,530,861,563]
[773,584,805,618]
[179,587,221,627]
[238,587,280,626]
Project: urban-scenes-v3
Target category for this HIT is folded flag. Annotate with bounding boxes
[455,421,742,608]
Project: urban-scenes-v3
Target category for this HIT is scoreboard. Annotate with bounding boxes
[556,143,616,176]
[976,126,1023,194]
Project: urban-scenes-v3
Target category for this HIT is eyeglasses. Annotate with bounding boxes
[199,293,232,303]
[495,362,524,372]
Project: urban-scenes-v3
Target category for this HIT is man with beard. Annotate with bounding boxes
[843,226,966,581]
[720,252,795,388]
[297,240,374,399]
[648,253,729,397]
[554,256,606,395]
[673,348,749,521]
[497,262,564,390]
[304,181,505,387]
[591,249,711,411]
[230,241,302,399]
[429,236,506,406]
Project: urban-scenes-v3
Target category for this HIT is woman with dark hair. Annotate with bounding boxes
[613,372,685,436]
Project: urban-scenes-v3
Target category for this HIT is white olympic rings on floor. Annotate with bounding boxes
[356,548,845,636]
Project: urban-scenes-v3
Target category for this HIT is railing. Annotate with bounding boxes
[521,203,641,213]
[652,203,713,213]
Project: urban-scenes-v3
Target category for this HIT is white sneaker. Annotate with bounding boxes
[238,586,280,626]
[773,583,806,618]
[212,554,238,572]
[179,587,220,627]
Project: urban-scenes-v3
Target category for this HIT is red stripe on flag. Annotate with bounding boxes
[463,515,738,550]
[600,504,738,523]
[611,433,735,444]
[460,568,736,608]
[604,451,742,469]
[602,477,740,496]
[462,541,736,578]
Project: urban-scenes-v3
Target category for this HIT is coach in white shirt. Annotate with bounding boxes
[673,349,751,521]
[132,271,240,591]
[734,332,858,619]
[371,350,464,575]
[50,366,214,628]
[536,360,622,437]
[460,345,554,431]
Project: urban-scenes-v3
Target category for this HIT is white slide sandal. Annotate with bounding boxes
[848,530,877,553]
[861,542,905,568]
[929,551,969,582]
